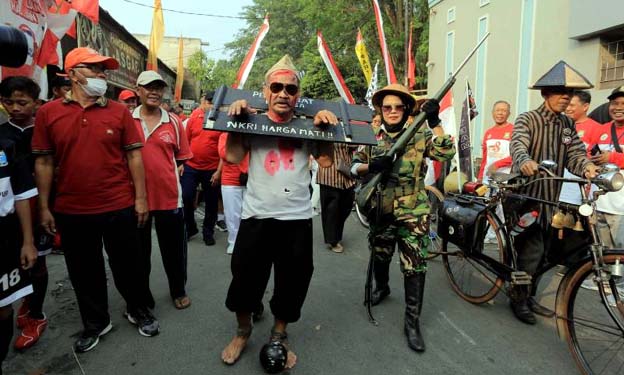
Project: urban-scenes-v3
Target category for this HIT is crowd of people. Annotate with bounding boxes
[1,44,623,374]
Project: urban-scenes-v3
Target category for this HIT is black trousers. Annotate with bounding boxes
[319,185,354,245]
[137,209,188,303]
[514,223,551,296]
[180,166,219,239]
[56,207,148,335]
[226,218,314,323]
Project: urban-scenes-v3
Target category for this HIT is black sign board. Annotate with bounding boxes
[203,85,377,145]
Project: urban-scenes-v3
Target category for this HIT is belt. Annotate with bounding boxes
[393,185,415,197]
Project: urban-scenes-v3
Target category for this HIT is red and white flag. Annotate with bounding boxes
[407,24,416,89]
[317,31,355,104]
[233,14,270,89]
[372,0,397,85]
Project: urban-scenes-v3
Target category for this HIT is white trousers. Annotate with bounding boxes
[221,185,246,254]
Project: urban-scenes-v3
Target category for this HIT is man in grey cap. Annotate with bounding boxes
[133,70,193,310]
[510,61,599,324]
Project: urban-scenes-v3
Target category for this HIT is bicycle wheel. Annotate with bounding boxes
[425,185,444,260]
[442,211,507,304]
[557,253,624,375]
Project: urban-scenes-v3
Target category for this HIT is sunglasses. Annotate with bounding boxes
[269,82,299,96]
[74,64,107,73]
[381,104,406,113]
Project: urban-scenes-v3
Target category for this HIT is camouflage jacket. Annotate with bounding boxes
[353,121,455,217]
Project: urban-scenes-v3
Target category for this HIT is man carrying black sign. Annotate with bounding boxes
[221,55,336,371]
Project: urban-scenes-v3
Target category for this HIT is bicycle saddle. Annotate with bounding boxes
[490,171,521,183]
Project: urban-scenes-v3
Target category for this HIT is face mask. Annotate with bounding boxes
[79,78,108,97]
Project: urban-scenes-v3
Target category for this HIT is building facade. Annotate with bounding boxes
[427,0,624,152]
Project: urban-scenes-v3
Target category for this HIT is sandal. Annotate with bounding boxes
[173,295,192,310]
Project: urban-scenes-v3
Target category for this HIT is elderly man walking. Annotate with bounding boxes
[32,48,160,353]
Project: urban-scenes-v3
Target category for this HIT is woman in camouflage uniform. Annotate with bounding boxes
[351,84,455,352]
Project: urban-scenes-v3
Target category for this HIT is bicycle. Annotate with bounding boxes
[437,161,624,375]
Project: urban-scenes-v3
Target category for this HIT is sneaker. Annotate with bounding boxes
[14,314,48,350]
[215,220,228,232]
[329,243,344,253]
[16,300,29,329]
[74,322,113,353]
[124,308,160,337]
[203,236,216,246]
[186,226,199,240]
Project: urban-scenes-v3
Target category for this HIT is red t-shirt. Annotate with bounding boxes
[133,107,192,211]
[185,108,221,171]
[477,122,513,180]
[217,133,249,186]
[575,117,602,146]
[32,97,142,214]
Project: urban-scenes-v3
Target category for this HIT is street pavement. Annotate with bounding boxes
[5,211,579,375]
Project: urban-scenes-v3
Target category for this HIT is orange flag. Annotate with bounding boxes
[146,0,164,71]
[174,36,184,102]
[50,0,99,24]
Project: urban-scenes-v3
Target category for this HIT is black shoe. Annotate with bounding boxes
[203,236,216,246]
[215,220,228,232]
[371,286,390,306]
[187,226,199,240]
[510,300,537,325]
[124,308,160,337]
[527,297,555,317]
[74,322,113,353]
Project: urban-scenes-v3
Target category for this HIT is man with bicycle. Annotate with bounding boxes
[351,84,455,352]
[509,61,599,324]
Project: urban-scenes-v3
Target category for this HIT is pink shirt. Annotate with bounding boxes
[133,107,192,211]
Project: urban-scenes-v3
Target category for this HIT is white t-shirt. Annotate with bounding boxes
[242,136,316,220]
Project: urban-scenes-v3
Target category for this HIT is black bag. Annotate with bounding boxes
[438,194,488,251]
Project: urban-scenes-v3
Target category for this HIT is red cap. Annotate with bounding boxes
[118,89,137,101]
[65,47,119,72]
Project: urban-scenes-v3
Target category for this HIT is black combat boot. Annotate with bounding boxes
[404,273,426,352]
[510,286,536,325]
[371,261,391,306]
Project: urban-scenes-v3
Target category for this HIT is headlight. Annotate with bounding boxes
[601,163,620,173]
[594,171,624,192]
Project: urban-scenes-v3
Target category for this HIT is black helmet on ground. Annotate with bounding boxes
[259,340,287,374]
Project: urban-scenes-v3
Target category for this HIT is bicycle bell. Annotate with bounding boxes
[578,203,593,217]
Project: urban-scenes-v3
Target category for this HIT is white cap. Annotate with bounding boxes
[137,70,167,86]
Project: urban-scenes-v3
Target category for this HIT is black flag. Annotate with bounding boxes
[458,82,478,180]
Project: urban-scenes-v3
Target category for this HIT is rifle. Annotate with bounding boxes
[356,32,490,214]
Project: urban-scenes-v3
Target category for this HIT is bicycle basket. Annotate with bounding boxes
[438,194,488,251]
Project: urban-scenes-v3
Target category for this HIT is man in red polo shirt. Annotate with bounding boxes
[181,91,222,245]
[477,100,513,185]
[32,47,160,353]
[133,70,193,310]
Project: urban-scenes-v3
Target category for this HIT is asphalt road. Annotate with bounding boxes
[5,212,579,375]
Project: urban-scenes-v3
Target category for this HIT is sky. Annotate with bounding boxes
[99,0,255,60]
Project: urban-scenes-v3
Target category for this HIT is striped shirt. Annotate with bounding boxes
[316,144,356,189]
[510,103,592,224]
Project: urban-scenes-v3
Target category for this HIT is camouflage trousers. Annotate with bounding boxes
[369,213,431,276]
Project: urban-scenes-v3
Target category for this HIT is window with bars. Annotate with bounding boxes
[600,39,624,85]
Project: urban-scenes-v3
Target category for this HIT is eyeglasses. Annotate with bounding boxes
[73,64,107,74]
[381,104,406,113]
[269,82,299,96]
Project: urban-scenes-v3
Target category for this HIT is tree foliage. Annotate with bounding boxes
[187,50,237,93]
[192,0,430,101]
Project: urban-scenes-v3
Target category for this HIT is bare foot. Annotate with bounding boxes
[285,350,297,370]
[221,335,249,365]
